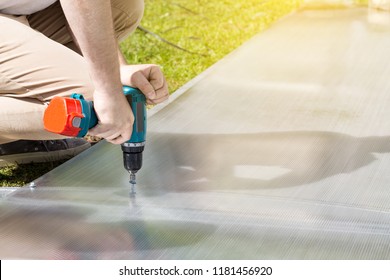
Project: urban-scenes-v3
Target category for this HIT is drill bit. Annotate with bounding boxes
[129,171,137,196]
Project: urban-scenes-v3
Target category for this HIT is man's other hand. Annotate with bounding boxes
[120,64,169,105]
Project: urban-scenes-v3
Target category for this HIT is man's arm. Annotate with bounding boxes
[60,0,133,144]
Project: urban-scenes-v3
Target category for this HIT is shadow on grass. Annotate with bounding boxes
[0,161,67,187]
[0,137,100,187]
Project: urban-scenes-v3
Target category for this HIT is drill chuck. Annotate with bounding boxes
[121,142,145,173]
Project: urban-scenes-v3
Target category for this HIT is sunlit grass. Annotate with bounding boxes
[121,0,304,93]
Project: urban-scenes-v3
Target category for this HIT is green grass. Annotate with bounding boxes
[0,161,66,187]
[121,0,303,92]
[3,0,369,187]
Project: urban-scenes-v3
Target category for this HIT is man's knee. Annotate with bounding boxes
[112,0,144,41]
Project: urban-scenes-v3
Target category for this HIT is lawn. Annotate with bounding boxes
[121,0,304,92]
[1,0,368,186]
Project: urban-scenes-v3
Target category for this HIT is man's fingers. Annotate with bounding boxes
[151,78,168,99]
[146,86,169,105]
[149,66,165,91]
[88,124,108,138]
[108,135,128,145]
[105,132,121,141]
[131,71,157,100]
[89,124,132,144]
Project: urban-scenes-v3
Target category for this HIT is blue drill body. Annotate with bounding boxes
[70,86,147,175]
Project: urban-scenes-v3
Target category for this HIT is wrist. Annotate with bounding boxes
[93,84,124,98]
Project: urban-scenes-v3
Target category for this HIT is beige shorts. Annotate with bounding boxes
[0,0,144,144]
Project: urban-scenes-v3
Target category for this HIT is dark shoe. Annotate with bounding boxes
[0,139,90,166]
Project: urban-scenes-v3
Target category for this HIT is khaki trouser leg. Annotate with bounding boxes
[0,0,144,144]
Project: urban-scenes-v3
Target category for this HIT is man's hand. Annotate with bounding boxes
[88,90,134,145]
[120,64,169,105]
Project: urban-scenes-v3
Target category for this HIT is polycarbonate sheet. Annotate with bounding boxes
[1,7,390,259]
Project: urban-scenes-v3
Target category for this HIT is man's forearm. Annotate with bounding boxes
[60,0,122,94]
[118,47,128,66]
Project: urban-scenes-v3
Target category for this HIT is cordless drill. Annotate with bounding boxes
[43,86,147,190]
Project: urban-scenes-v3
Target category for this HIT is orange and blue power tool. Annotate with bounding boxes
[43,86,146,190]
